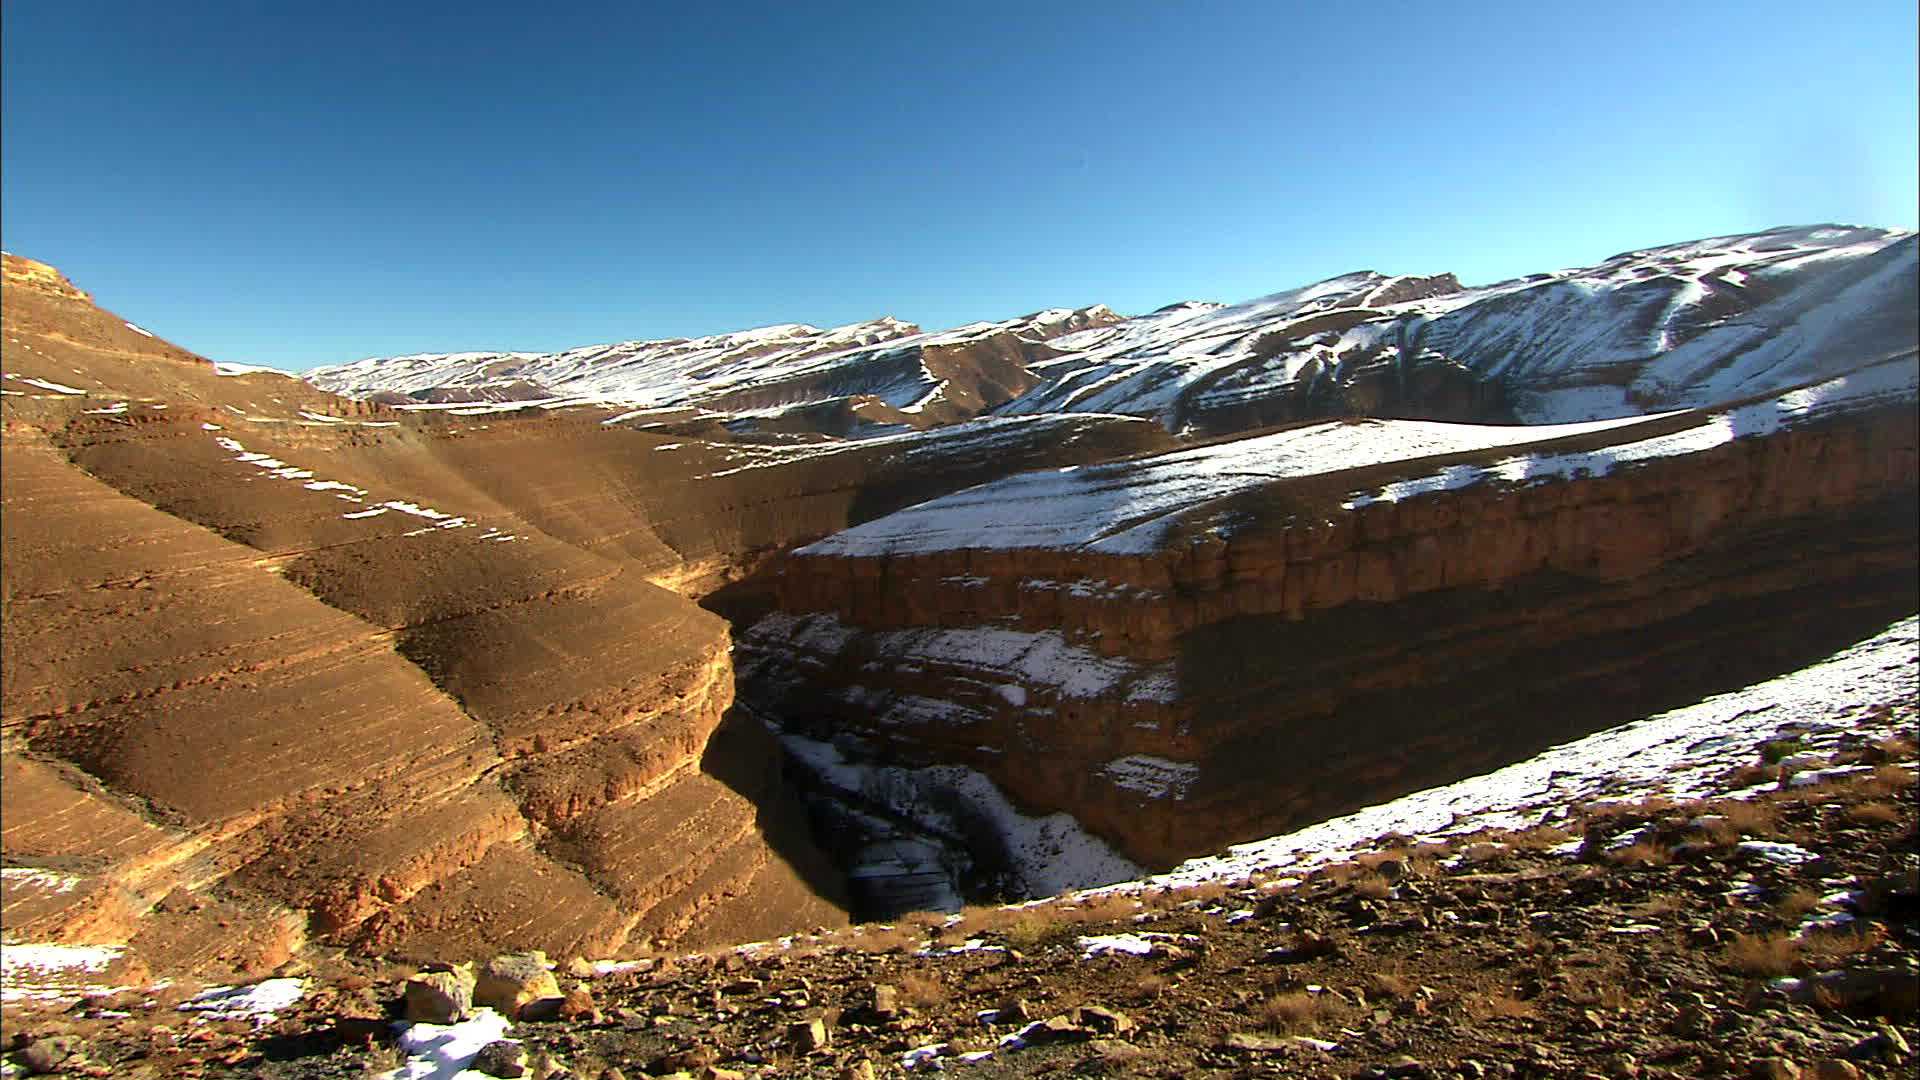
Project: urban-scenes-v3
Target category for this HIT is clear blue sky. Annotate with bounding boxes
[4,2,1915,371]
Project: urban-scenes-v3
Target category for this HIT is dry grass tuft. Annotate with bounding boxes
[1350,873,1394,900]
[1606,841,1672,867]
[999,910,1058,952]
[1258,991,1341,1033]
[898,971,948,1008]
[1724,932,1800,976]
[841,923,921,954]
[1775,889,1823,920]
[1846,801,1903,826]
[1860,765,1918,798]
[1800,924,1887,966]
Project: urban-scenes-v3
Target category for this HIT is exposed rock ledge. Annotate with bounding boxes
[737,360,1920,872]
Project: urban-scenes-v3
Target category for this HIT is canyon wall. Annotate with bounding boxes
[738,377,1919,870]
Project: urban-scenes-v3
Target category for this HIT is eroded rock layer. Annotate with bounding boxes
[738,360,1920,870]
[1,251,1182,980]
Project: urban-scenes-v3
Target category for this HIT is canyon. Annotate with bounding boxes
[3,223,1916,994]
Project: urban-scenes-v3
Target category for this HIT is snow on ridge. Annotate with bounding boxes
[800,355,1914,560]
[1130,614,1919,892]
[797,411,1677,559]
[1343,356,1917,509]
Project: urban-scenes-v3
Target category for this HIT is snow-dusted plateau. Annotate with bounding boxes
[2,226,1916,1077]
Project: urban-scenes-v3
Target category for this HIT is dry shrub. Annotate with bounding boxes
[1351,873,1394,900]
[1502,824,1575,851]
[1403,852,1442,879]
[843,923,919,954]
[1775,889,1823,920]
[1184,881,1231,903]
[1061,892,1141,924]
[1724,932,1800,976]
[898,971,948,1008]
[1000,910,1058,952]
[1846,801,1903,826]
[1606,841,1672,868]
[1860,766,1918,798]
[1726,763,1776,789]
[1717,799,1782,835]
[1461,842,1509,864]
[1800,924,1887,967]
[1872,735,1918,760]
[1259,991,1338,1033]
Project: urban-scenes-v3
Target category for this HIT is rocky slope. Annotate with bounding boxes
[6,219,1918,1030]
[999,225,1917,432]
[737,357,1919,874]
[1,256,1165,989]
[308,226,1917,440]
[5,634,1914,1079]
[305,305,1123,430]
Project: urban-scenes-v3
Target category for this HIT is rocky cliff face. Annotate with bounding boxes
[0,260,1172,983]
[0,265,843,979]
[737,362,1920,872]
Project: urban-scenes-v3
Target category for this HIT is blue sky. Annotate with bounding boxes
[4,2,1915,371]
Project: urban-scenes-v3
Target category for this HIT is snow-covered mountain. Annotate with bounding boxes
[310,225,1916,434]
[306,306,1121,423]
[999,224,1917,429]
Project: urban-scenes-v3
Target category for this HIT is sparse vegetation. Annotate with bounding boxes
[1724,932,1800,976]
[1846,801,1902,825]
[1258,991,1338,1033]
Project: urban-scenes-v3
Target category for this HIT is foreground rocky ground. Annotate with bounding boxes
[4,718,1914,1080]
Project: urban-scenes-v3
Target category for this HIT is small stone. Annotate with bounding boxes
[1091,1039,1145,1064]
[404,967,476,1024]
[475,953,563,1020]
[839,1062,877,1080]
[1810,1062,1860,1080]
[789,1018,830,1053]
[997,998,1032,1023]
[1385,1056,1429,1078]
[660,1047,717,1072]
[471,1040,529,1078]
[557,987,597,1022]
[1071,1005,1133,1036]
[565,957,597,978]
[870,984,900,1018]
[1748,1059,1799,1080]
[1026,1014,1086,1043]
[698,1068,745,1080]
[18,1035,84,1075]
[1845,1028,1910,1064]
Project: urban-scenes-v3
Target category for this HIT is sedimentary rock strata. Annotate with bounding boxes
[738,359,1920,869]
